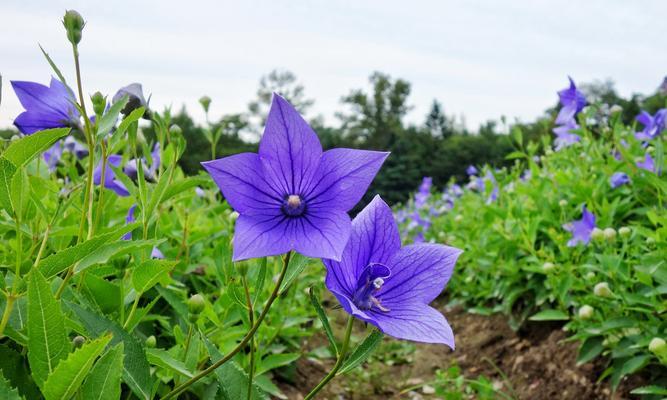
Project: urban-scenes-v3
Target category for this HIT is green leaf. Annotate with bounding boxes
[339,330,384,374]
[146,348,194,378]
[630,385,667,395]
[42,335,112,400]
[74,239,159,273]
[80,343,124,400]
[10,169,29,218]
[203,338,267,400]
[255,353,300,375]
[252,258,268,305]
[27,269,69,388]
[576,336,603,365]
[144,165,174,222]
[39,45,72,96]
[279,253,310,294]
[161,176,209,203]
[96,96,128,139]
[2,127,70,168]
[0,158,18,213]
[39,223,140,278]
[131,259,177,293]
[619,354,651,376]
[67,303,152,400]
[0,371,22,400]
[528,309,569,321]
[308,288,338,356]
[114,106,145,138]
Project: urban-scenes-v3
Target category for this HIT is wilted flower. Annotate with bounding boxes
[11,77,80,134]
[203,94,388,261]
[93,154,130,196]
[563,205,596,246]
[634,109,666,141]
[323,196,461,347]
[609,172,630,188]
[553,120,581,151]
[113,83,150,117]
[466,165,478,176]
[555,77,587,125]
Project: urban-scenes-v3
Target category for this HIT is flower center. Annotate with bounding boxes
[353,263,391,312]
[282,194,306,216]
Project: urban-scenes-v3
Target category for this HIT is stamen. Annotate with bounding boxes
[372,277,384,289]
[287,194,301,209]
[372,297,390,312]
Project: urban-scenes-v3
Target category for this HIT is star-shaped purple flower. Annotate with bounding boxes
[634,109,666,141]
[323,196,461,348]
[11,77,80,135]
[93,154,130,196]
[555,77,587,125]
[563,205,596,247]
[553,120,581,151]
[202,94,388,261]
[609,172,630,189]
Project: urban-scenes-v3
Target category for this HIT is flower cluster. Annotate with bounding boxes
[552,77,586,151]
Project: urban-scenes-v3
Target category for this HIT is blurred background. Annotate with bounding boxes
[1,0,666,204]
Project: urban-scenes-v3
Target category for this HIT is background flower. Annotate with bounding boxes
[11,77,80,134]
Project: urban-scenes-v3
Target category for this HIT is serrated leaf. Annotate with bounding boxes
[39,223,140,278]
[279,253,309,294]
[339,330,384,375]
[27,269,68,388]
[0,158,17,213]
[0,371,22,400]
[528,309,569,321]
[132,259,176,293]
[308,288,338,356]
[203,338,267,400]
[43,335,112,400]
[97,96,128,139]
[2,127,70,167]
[576,336,603,365]
[67,303,152,400]
[146,348,194,378]
[80,343,124,400]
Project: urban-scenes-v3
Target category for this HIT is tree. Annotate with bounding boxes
[425,100,456,138]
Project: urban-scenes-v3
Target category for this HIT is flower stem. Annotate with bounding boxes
[242,275,256,400]
[0,295,16,339]
[303,315,355,400]
[123,294,141,330]
[162,251,292,400]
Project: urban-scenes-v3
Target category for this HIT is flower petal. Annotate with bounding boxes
[13,110,68,134]
[233,213,292,261]
[304,148,389,211]
[258,94,322,196]
[379,243,462,305]
[294,208,351,261]
[202,153,282,214]
[323,195,401,296]
[369,303,455,348]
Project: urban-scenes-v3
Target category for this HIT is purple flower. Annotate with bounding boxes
[553,120,581,151]
[202,94,388,261]
[11,77,80,134]
[323,196,461,347]
[63,136,88,159]
[634,110,666,141]
[151,247,165,259]
[125,143,160,181]
[520,169,532,182]
[555,77,586,125]
[415,177,432,209]
[93,155,130,196]
[563,205,596,247]
[448,184,463,198]
[43,141,63,172]
[485,172,498,204]
[609,172,630,189]
[123,205,137,240]
[113,83,150,117]
[195,187,206,197]
[636,153,657,174]
[466,165,478,176]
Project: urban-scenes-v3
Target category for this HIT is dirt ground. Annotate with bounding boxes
[276,304,644,400]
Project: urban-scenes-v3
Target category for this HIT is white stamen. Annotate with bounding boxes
[287,195,301,209]
[372,277,384,289]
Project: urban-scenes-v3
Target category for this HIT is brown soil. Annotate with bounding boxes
[276,304,643,400]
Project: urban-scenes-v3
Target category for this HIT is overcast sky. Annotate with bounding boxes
[1,0,666,132]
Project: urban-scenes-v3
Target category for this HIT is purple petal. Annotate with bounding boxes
[369,303,455,348]
[258,95,322,195]
[151,247,164,259]
[123,205,137,240]
[292,209,351,261]
[232,212,293,261]
[303,148,388,211]
[323,195,401,296]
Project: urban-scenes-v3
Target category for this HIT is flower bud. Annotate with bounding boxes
[72,335,86,348]
[603,228,616,242]
[594,282,612,298]
[199,96,212,113]
[145,335,157,348]
[558,199,568,207]
[578,305,594,320]
[618,226,631,238]
[91,91,106,116]
[585,271,596,280]
[591,228,604,242]
[63,10,85,45]
[187,294,206,315]
[454,214,463,223]
[647,146,655,153]
[542,262,556,273]
[649,338,666,354]
[610,104,622,114]
[229,211,239,223]
[646,237,656,245]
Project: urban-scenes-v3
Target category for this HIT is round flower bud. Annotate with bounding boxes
[187,294,206,315]
[603,228,616,242]
[542,262,556,273]
[91,91,106,116]
[594,282,612,298]
[545,148,553,156]
[229,211,239,223]
[646,237,656,245]
[649,338,666,354]
[10,135,21,142]
[63,10,85,45]
[591,228,605,242]
[454,214,464,223]
[145,335,157,348]
[618,226,631,238]
[437,232,446,240]
[578,305,594,320]
[558,199,568,207]
[647,146,655,153]
[72,335,86,348]
[585,271,596,280]
[170,124,182,136]
[609,104,622,114]
[199,96,212,113]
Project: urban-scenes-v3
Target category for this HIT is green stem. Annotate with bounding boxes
[162,252,292,400]
[0,295,16,339]
[242,276,255,400]
[303,315,355,400]
[123,293,141,330]
[92,141,108,235]
[183,324,194,359]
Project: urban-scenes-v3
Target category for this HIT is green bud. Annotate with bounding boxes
[594,282,612,298]
[229,211,239,223]
[585,271,596,280]
[647,146,655,153]
[558,199,568,207]
[454,214,463,223]
[618,226,631,238]
[72,335,86,348]
[578,305,594,320]
[542,262,556,273]
[91,91,106,116]
[646,237,656,245]
[170,124,182,136]
[649,337,666,354]
[603,228,616,242]
[610,104,622,114]
[145,335,157,348]
[63,10,85,45]
[591,228,605,242]
[187,294,206,315]
[199,96,212,113]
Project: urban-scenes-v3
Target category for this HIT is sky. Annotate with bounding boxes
[1,0,666,133]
